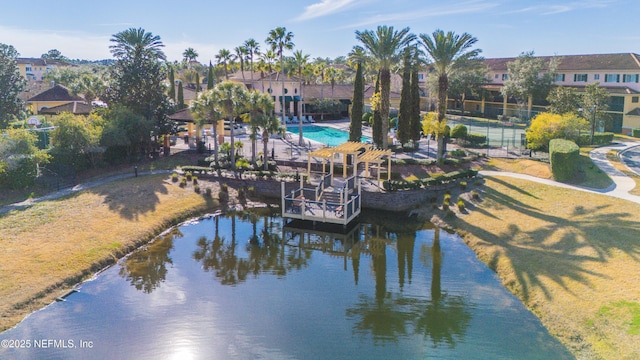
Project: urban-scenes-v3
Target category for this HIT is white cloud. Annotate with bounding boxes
[295,0,360,21]
[342,1,499,29]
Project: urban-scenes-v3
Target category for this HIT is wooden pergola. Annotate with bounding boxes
[307,141,392,183]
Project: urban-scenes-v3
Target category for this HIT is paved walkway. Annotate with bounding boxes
[480,141,640,204]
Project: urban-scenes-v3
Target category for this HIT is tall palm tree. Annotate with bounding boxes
[291,50,310,79]
[183,47,198,65]
[217,81,248,169]
[243,38,260,88]
[216,48,233,80]
[234,46,248,84]
[109,27,166,61]
[191,88,223,168]
[265,27,296,143]
[356,25,415,149]
[419,29,481,163]
[243,90,264,163]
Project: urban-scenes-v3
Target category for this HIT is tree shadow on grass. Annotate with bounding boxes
[455,179,640,303]
[89,176,169,220]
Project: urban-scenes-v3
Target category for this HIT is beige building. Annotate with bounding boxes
[460,53,640,134]
[16,58,72,81]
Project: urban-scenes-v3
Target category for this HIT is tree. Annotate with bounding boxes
[177,82,185,109]
[446,63,488,115]
[190,88,224,168]
[582,82,610,144]
[243,90,266,163]
[0,43,26,128]
[371,75,383,148]
[41,49,66,61]
[266,27,295,144]
[182,47,198,64]
[356,25,415,149]
[397,48,412,146]
[49,113,104,170]
[501,51,557,118]
[207,61,215,90]
[243,38,260,86]
[216,48,233,80]
[195,72,201,93]
[419,29,481,164]
[234,46,248,84]
[525,112,588,151]
[216,81,248,169]
[106,28,171,157]
[409,49,422,146]
[547,87,580,115]
[101,106,154,163]
[0,128,50,189]
[349,55,364,142]
[168,66,176,100]
[292,50,310,78]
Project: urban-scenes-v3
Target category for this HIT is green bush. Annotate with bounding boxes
[171,173,179,182]
[457,198,465,211]
[576,133,615,146]
[444,193,451,204]
[471,190,480,200]
[185,171,193,181]
[193,184,201,194]
[181,166,212,174]
[633,129,640,138]
[467,133,487,146]
[549,139,579,181]
[460,181,467,190]
[450,124,468,138]
[192,176,198,185]
[449,149,466,157]
[179,177,187,188]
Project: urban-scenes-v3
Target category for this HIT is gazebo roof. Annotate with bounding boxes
[308,142,371,159]
[359,149,393,164]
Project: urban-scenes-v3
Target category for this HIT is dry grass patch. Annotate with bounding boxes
[0,174,213,331]
[453,176,640,359]
[482,158,553,179]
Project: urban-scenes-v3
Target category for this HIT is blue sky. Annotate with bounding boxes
[1,0,637,62]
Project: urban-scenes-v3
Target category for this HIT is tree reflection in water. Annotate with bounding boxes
[347,226,471,348]
[193,211,311,285]
[119,228,182,293]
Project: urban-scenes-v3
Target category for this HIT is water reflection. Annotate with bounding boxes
[119,228,182,293]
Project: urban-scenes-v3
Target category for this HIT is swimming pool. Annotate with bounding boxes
[286,125,370,146]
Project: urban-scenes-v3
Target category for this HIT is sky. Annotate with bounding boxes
[0,0,637,62]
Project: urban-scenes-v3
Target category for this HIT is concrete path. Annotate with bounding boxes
[481,141,640,205]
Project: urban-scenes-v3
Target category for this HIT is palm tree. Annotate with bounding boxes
[419,29,481,163]
[234,46,248,84]
[216,81,248,169]
[356,25,415,149]
[183,47,198,65]
[216,48,233,80]
[265,27,296,144]
[191,88,223,168]
[109,27,166,61]
[291,50,310,78]
[243,38,260,88]
[243,90,265,163]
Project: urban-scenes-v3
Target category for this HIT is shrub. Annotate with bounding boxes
[450,124,468,138]
[457,198,466,211]
[471,190,480,200]
[467,133,487,146]
[633,129,640,138]
[185,171,193,181]
[449,149,466,157]
[442,201,449,211]
[205,187,212,198]
[444,193,451,204]
[179,177,187,188]
[549,139,579,181]
[192,176,198,185]
[171,173,179,182]
[460,181,467,190]
[193,184,201,194]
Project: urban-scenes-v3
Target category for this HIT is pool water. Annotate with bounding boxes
[0,210,571,359]
[286,124,370,146]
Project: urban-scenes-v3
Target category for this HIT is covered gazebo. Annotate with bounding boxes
[306,141,393,184]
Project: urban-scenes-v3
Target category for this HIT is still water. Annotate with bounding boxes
[0,211,572,359]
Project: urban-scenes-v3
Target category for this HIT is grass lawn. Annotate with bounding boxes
[0,174,215,331]
[606,150,640,196]
[454,176,640,359]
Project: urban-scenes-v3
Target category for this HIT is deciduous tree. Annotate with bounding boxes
[0,43,26,128]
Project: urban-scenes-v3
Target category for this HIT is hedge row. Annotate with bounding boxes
[549,139,579,181]
[576,133,614,146]
[383,169,478,191]
[633,129,640,138]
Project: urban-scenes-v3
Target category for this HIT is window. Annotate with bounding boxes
[623,74,639,83]
[555,74,565,82]
[494,74,499,79]
[501,74,508,81]
[574,74,588,82]
[418,73,425,81]
[605,74,620,83]
[633,96,639,103]
[594,74,600,80]
[25,66,31,72]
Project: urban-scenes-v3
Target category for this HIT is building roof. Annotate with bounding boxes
[168,108,194,122]
[626,107,640,116]
[302,84,401,101]
[485,53,640,72]
[17,57,72,67]
[38,102,92,115]
[27,84,84,102]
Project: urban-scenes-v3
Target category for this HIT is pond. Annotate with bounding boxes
[0,210,572,359]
